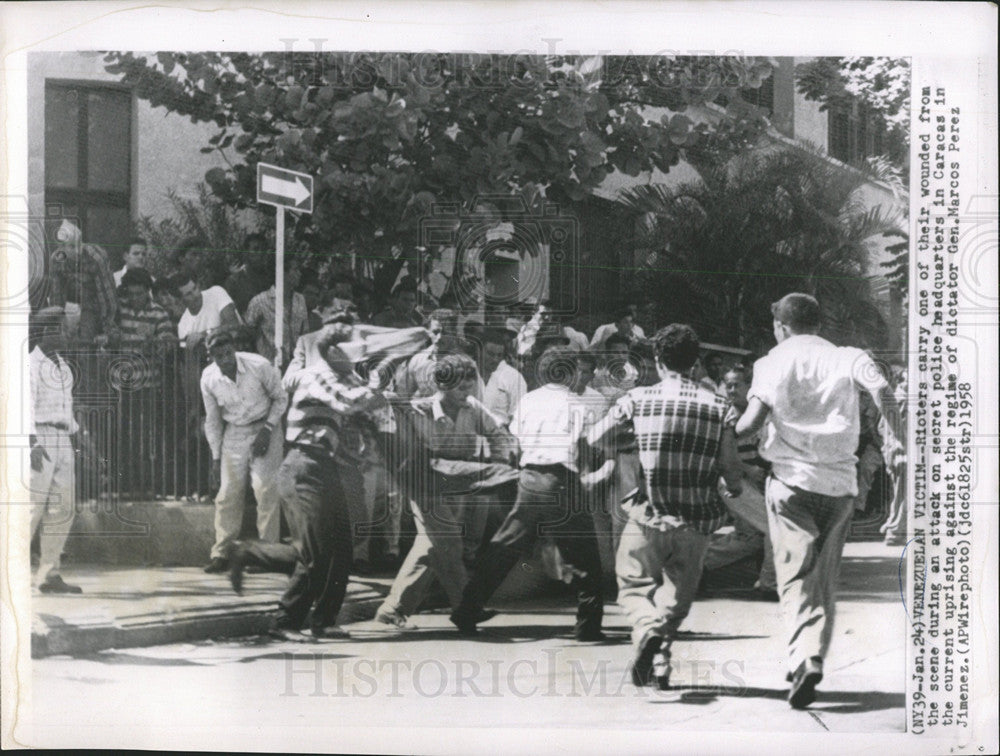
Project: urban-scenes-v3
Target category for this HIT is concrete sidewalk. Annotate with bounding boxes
[32,541,906,663]
[31,567,394,657]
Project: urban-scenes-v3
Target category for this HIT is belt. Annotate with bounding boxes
[522,463,571,476]
[37,421,71,432]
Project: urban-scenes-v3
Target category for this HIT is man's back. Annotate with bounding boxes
[624,374,728,530]
[749,334,886,497]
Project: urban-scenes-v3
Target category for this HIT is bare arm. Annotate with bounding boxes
[735,397,770,439]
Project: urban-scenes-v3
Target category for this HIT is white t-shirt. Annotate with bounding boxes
[482,360,527,426]
[177,285,237,340]
[590,322,646,348]
[749,334,888,497]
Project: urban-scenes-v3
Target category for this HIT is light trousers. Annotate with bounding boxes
[30,427,76,584]
[616,516,709,651]
[212,420,283,559]
[766,475,855,673]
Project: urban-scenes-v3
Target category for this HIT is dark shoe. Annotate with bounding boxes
[630,633,662,687]
[652,650,672,690]
[228,545,248,595]
[574,629,608,643]
[474,608,499,624]
[38,575,82,594]
[450,611,479,636]
[752,587,780,602]
[789,657,824,709]
[204,557,228,574]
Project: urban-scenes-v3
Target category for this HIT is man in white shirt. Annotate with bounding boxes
[171,272,242,346]
[737,293,901,710]
[590,305,646,349]
[200,330,287,573]
[29,306,83,594]
[451,345,606,641]
[113,238,152,288]
[480,328,527,426]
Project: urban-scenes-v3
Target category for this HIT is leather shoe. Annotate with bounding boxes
[311,625,351,640]
[228,545,248,595]
[474,608,499,624]
[38,574,82,594]
[752,587,780,602]
[631,632,662,687]
[374,609,417,630]
[789,657,823,709]
[449,611,479,636]
[204,557,228,574]
[574,629,608,643]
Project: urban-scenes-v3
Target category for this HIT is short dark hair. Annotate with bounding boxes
[536,344,580,387]
[604,334,630,350]
[615,306,634,321]
[575,351,597,369]
[129,236,148,248]
[120,268,154,291]
[433,353,479,389]
[167,272,196,295]
[771,292,821,333]
[482,328,509,347]
[653,324,701,372]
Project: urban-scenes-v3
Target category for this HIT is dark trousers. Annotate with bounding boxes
[275,447,353,631]
[455,465,604,636]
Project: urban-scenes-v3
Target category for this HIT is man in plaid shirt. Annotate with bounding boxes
[587,324,743,689]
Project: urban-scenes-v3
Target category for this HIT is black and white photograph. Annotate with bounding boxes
[1,2,996,754]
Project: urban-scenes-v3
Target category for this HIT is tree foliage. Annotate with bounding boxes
[795,57,910,168]
[619,145,904,353]
[104,52,773,261]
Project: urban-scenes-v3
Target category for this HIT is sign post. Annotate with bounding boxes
[256,162,314,368]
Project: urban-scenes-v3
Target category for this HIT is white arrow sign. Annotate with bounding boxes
[256,162,314,214]
[261,174,311,206]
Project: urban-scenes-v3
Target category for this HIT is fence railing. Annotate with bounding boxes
[65,342,213,502]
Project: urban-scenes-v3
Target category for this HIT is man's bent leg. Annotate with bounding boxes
[615,517,670,649]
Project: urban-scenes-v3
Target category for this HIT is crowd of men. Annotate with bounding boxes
[30,224,908,709]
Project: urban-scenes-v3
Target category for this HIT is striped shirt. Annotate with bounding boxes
[284,362,383,464]
[117,302,174,388]
[244,286,309,365]
[588,371,730,533]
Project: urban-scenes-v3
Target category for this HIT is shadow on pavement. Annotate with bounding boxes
[654,685,905,713]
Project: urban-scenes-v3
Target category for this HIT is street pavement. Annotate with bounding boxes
[26,542,907,749]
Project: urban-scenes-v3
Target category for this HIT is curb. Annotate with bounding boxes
[32,594,385,659]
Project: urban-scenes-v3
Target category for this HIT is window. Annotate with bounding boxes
[713,74,775,117]
[45,82,132,266]
[828,101,886,166]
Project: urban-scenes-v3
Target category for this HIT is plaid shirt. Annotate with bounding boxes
[284,362,384,464]
[588,371,728,533]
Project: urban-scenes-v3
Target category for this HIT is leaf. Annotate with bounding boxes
[510,126,523,145]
